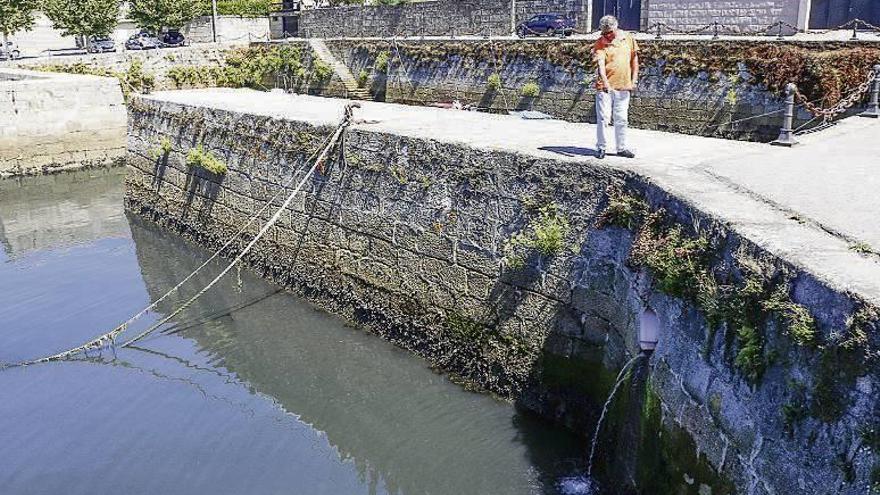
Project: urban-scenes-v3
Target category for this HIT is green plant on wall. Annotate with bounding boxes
[166,45,305,90]
[186,145,227,175]
[596,185,649,230]
[357,69,370,88]
[374,50,390,72]
[599,187,825,384]
[148,136,172,160]
[520,81,540,98]
[312,59,334,82]
[760,285,816,346]
[486,73,502,92]
[503,203,570,269]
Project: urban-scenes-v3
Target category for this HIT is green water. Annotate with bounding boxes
[0,168,588,495]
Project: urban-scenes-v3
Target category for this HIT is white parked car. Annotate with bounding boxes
[0,41,21,60]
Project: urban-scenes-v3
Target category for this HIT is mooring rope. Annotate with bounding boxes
[1,103,360,369]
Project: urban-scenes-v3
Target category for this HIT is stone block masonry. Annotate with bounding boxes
[645,0,807,33]
[0,69,127,176]
[323,39,820,142]
[125,90,879,495]
[298,0,591,38]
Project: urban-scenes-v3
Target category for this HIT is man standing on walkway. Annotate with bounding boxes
[593,15,639,159]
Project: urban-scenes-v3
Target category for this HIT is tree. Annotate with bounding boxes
[0,0,38,59]
[129,0,202,34]
[44,0,119,49]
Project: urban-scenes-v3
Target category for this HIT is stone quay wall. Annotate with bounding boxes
[298,0,591,38]
[125,95,879,495]
[0,69,127,176]
[324,39,811,142]
[3,42,246,91]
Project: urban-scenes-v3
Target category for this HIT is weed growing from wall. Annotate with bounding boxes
[148,136,172,160]
[374,51,390,72]
[486,73,502,91]
[164,45,331,91]
[186,145,227,175]
[596,185,649,230]
[600,187,821,384]
[312,59,334,81]
[503,203,570,269]
[520,81,540,98]
[357,69,370,88]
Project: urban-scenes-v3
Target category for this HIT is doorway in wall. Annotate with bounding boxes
[592,0,642,31]
[809,0,880,29]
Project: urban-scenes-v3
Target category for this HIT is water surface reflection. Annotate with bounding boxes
[0,171,585,495]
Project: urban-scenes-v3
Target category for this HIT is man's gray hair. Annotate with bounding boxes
[599,15,619,31]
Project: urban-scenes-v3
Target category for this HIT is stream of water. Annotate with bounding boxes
[0,168,589,495]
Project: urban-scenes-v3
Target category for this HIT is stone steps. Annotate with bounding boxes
[308,38,372,101]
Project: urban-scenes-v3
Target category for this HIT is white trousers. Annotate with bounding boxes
[596,90,631,152]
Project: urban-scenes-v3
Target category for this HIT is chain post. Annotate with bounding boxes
[712,21,720,39]
[851,20,859,41]
[860,65,880,118]
[771,83,799,147]
[654,23,662,40]
[776,21,785,40]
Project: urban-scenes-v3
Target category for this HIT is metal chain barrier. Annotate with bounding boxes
[793,69,877,122]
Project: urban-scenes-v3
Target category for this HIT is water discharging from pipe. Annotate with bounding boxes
[558,352,647,495]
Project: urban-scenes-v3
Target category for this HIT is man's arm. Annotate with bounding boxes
[596,53,611,92]
[630,37,640,89]
[630,52,639,88]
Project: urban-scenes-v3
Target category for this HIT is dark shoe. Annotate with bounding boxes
[618,149,636,159]
[596,149,606,159]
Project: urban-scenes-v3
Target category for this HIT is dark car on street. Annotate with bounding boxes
[125,32,160,50]
[87,36,116,53]
[160,30,187,48]
[516,13,576,37]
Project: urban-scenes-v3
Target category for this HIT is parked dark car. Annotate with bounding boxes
[125,32,160,50]
[160,30,186,48]
[516,13,575,37]
[87,36,116,53]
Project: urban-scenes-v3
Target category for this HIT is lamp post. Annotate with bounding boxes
[510,0,516,36]
[211,0,219,42]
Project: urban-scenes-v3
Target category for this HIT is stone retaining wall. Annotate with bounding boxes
[125,94,879,495]
[325,39,811,142]
[3,42,245,91]
[0,69,126,176]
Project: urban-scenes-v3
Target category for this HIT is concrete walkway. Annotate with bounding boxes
[144,89,880,304]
